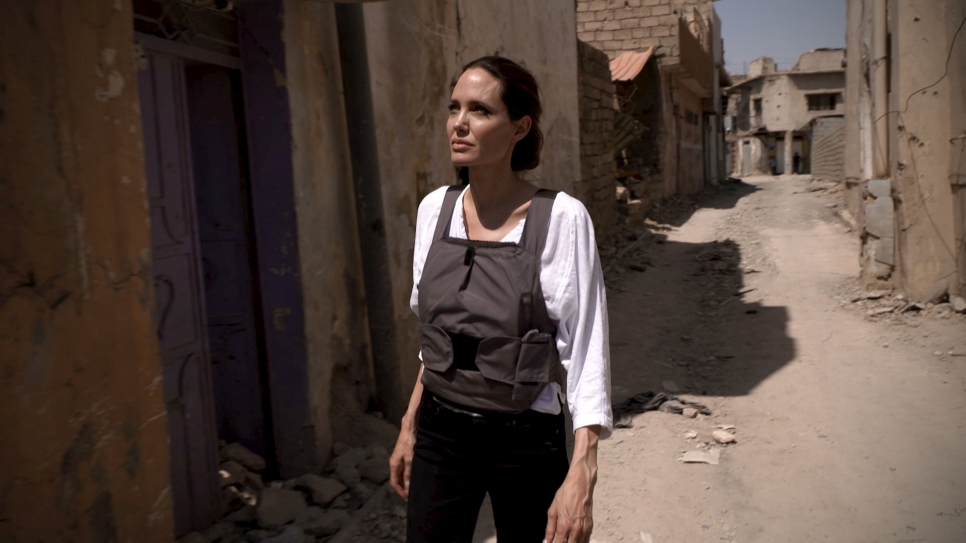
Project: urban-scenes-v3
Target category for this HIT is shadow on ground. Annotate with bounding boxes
[606,180,795,405]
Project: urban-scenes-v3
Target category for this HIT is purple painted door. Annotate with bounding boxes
[138,49,221,536]
[185,63,270,458]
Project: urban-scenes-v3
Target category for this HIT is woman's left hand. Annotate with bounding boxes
[544,425,600,543]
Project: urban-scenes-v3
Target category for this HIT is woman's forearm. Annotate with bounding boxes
[400,365,425,430]
[569,425,601,482]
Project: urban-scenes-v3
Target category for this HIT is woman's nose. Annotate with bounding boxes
[453,111,468,132]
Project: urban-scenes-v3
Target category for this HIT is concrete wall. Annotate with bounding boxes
[361,0,582,413]
[676,84,705,193]
[0,1,174,540]
[577,40,619,242]
[282,0,377,462]
[844,0,965,298]
[792,49,844,73]
[890,0,963,298]
[760,72,845,133]
[810,116,846,181]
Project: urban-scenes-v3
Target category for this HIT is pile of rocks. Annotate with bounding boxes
[180,442,392,543]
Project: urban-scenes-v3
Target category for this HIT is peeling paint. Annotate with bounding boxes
[95,70,125,102]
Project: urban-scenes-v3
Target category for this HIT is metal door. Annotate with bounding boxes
[185,63,269,457]
[139,49,221,536]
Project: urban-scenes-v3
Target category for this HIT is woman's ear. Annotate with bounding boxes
[512,116,532,143]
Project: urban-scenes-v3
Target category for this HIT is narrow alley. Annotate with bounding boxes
[593,175,966,542]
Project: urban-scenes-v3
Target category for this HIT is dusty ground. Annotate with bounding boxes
[353,175,966,543]
[587,175,966,543]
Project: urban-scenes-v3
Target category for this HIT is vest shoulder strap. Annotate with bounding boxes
[432,185,464,242]
[520,188,559,255]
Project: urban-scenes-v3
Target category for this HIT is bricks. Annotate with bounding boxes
[620,18,641,28]
[596,30,614,41]
[652,5,671,15]
[613,29,633,40]
[602,20,621,31]
[632,27,651,38]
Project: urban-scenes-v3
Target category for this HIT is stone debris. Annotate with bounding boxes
[224,442,267,473]
[682,407,699,419]
[208,441,394,542]
[952,296,966,314]
[679,449,720,465]
[712,429,737,444]
[295,474,347,508]
[257,489,308,529]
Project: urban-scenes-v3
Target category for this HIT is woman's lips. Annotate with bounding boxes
[451,140,471,151]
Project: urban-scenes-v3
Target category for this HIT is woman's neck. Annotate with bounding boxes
[465,163,523,213]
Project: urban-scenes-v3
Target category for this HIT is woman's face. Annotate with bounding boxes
[447,67,530,169]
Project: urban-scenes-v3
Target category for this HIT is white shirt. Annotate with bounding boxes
[410,185,613,438]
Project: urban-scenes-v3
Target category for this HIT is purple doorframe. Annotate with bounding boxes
[236,0,316,477]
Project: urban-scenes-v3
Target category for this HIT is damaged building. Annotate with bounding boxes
[843,0,966,301]
[724,49,845,178]
[576,0,729,212]
[1,0,614,540]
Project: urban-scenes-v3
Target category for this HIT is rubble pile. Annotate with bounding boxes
[837,285,966,325]
[179,442,393,543]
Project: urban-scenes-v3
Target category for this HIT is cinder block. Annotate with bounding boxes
[867,178,891,198]
[603,20,621,31]
[864,196,894,239]
[614,29,633,39]
[632,27,650,38]
[620,18,640,28]
[652,5,671,15]
[583,21,604,32]
[589,0,607,11]
[652,24,671,37]
[595,10,613,21]
[621,39,643,50]
[577,11,595,23]
[596,30,615,41]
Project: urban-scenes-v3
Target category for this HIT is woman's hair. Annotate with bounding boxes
[456,56,543,182]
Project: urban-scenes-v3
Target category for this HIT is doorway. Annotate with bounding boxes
[135,2,272,535]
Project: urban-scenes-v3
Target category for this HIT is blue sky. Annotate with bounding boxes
[715,0,847,74]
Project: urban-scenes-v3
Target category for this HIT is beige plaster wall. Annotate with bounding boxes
[0,1,174,540]
[362,0,582,413]
[892,0,962,299]
[760,73,845,133]
[283,0,376,465]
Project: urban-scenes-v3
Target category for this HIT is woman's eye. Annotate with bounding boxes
[474,106,489,115]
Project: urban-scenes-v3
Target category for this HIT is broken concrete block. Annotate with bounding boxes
[295,474,346,507]
[867,178,891,199]
[358,455,390,485]
[682,407,699,419]
[874,236,895,266]
[333,448,369,472]
[951,296,966,313]
[256,488,308,529]
[224,443,266,472]
[295,507,350,537]
[712,430,737,444]
[925,279,950,304]
[220,461,247,488]
[864,196,894,239]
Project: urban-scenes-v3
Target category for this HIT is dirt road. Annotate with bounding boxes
[584,175,966,543]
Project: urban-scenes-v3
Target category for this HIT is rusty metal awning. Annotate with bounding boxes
[609,47,655,82]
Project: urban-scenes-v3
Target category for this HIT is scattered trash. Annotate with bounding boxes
[712,430,737,444]
[679,449,720,465]
[612,391,712,429]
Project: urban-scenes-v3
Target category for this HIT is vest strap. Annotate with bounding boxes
[519,189,559,255]
[433,185,464,242]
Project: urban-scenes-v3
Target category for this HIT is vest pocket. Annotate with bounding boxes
[419,323,454,372]
[474,337,521,385]
[515,330,557,384]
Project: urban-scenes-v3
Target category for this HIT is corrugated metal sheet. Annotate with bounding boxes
[609,47,654,82]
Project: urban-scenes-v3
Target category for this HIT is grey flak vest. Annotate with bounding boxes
[417,186,563,414]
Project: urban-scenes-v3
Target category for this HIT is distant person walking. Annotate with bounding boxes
[388,55,613,543]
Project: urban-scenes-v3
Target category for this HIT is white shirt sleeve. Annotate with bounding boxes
[541,194,614,439]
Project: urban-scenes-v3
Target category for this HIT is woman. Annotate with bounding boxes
[389,55,613,543]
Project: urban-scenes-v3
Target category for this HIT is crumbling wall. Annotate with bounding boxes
[810,116,845,181]
[0,1,173,540]
[577,40,619,242]
[577,0,678,61]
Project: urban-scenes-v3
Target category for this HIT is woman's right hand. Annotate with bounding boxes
[389,420,416,499]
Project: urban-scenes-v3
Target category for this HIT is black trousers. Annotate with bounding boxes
[406,393,570,543]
